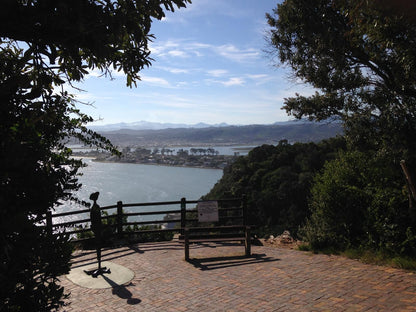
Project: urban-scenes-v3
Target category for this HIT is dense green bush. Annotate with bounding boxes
[303,150,415,256]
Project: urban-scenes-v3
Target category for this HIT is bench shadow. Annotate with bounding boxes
[188,253,280,271]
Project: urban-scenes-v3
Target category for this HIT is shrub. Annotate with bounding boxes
[303,150,414,256]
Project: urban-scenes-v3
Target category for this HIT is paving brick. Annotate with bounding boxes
[59,241,416,311]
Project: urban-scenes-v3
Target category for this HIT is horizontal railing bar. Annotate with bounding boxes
[46,197,245,244]
[126,228,180,234]
[52,215,242,229]
[125,218,182,226]
[119,201,182,208]
[51,198,241,218]
[185,225,249,231]
[51,208,240,222]
[99,198,240,210]
[63,229,89,235]
[124,220,170,226]
[99,205,118,210]
[52,208,90,218]
[123,209,181,217]
[53,218,90,227]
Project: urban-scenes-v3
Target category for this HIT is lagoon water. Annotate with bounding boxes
[56,159,223,222]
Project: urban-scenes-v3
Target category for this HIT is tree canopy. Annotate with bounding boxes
[266,0,416,163]
[0,1,190,310]
[0,0,190,86]
[265,0,416,256]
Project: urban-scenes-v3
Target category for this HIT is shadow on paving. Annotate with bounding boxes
[129,242,183,253]
[70,242,183,269]
[188,253,280,270]
[70,247,138,269]
[101,275,142,305]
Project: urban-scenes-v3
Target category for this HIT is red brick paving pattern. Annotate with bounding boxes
[61,241,416,311]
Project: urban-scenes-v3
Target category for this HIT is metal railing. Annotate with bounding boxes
[45,196,246,243]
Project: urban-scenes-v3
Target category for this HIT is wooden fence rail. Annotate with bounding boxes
[45,196,246,243]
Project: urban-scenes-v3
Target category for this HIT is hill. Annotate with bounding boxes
[203,138,347,236]
[97,121,342,147]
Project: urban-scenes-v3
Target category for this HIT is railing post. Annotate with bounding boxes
[242,194,247,226]
[245,226,251,257]
[117,201,123,238]
[184,227,190,261]
[46,211,52,237]
[181,197,186,235]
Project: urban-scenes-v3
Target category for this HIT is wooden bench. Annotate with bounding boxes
[182,197,251,261]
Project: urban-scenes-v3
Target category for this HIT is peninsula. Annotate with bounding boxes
[73,147,237,169]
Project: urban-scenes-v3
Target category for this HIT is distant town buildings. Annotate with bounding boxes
[73,147,237,169]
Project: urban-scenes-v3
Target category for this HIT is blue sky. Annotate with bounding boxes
[72,0,314,126]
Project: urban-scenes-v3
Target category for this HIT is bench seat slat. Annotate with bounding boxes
[185,225,247,232]
[187,237,246,243]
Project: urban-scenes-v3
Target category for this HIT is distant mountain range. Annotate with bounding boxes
[89,120,231,131]
[87,120,318,131]
[90,120,343,147]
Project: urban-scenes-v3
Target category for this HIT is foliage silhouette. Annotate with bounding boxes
[266,0,416,255]
[0,1,190,310]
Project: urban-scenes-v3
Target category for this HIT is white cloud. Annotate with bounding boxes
[168,68,189,74]
[168,50,188,58]
[207,69,228,77]
[150,40,180,56]
[151,40,260,64]
[155,66,190,74]
[205,77,245,87]
[222,77,245,86]
[247,74,269,80]
[151,40,205,58]
[215,44,260,63]
[187,42,212,50]
[141,75,171,87]
[176,81,189,87]
[246,74,273,85]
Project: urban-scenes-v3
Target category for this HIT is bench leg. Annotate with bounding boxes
[245,226,251,256]
[184,228,190,261]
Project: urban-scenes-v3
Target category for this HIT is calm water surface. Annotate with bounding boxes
[56,159,223,222]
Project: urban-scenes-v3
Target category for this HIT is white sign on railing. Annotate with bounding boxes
[197,201,219,222]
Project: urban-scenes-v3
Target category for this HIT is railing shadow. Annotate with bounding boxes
[188,253,280,271]
[129,241,184,253]
[70,241,183,269]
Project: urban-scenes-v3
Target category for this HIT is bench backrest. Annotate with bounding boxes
[182,196,246,229]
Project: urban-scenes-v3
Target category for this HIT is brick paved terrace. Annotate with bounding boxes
[61,241,416,311]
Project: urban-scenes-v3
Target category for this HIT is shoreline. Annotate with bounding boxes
[72,145,239,170]
[90,159,225,170]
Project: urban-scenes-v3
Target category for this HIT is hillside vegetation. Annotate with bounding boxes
[204,138,346,236]
[204,138,416,258]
